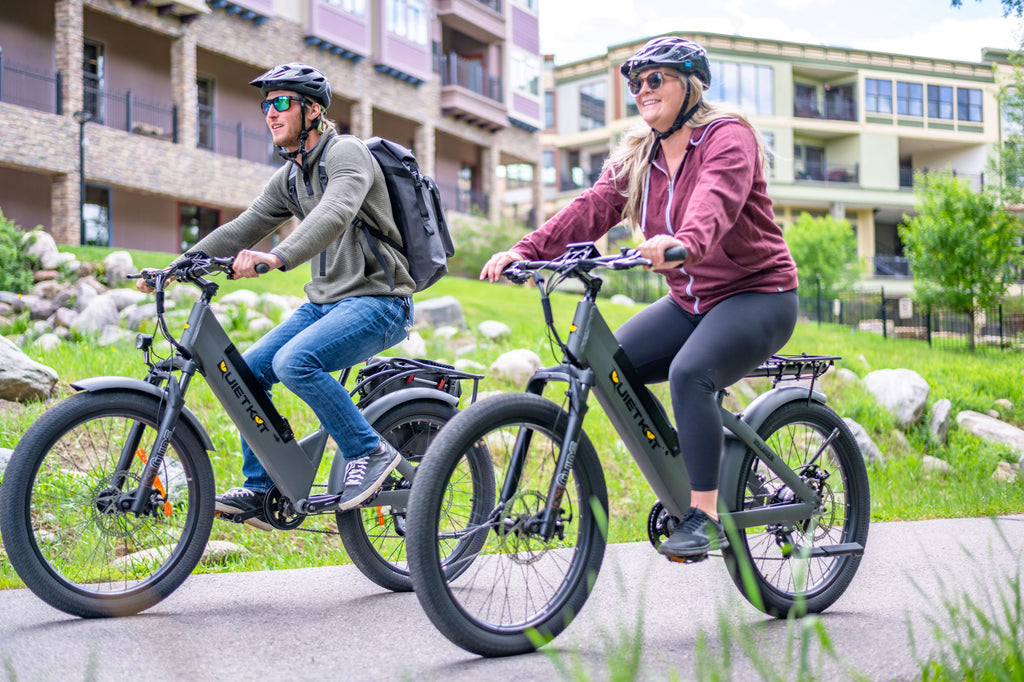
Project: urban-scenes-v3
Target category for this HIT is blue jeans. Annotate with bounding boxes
[239,295,412,492]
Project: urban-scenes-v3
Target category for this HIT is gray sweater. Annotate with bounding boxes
[185,128,414,303]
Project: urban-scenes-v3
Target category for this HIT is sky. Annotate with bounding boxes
[538,0,1023,66]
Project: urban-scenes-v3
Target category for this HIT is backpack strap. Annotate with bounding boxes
[286,135,338,278]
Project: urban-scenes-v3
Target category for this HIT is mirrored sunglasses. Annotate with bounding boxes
[261,95,304,115]
[627,71,670,96]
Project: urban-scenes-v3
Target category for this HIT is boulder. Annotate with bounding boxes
[220,289,260,309]
[414,296,466,329]
[0,447,12,476]
[992,462,1019,484]
[71,293,121,335]
[956,410,1024,460]
[0,291,26,313]
[398,331,427,357]
[490,349,542,387]
[930,398,952,444]
[610,294,636,306]
[864,368,930,429]
[0,336,59,401]
[23,230,60,268]
[102,251,135,286]
[105,288,147,311]
[834,368,860,385]
[32,333,62,352]
[843,418,885,466]
[478,320,511,340]
[921,455,950,475]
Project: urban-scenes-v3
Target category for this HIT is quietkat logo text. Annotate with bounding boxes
[219,360,270,433]
[609,369,663,453]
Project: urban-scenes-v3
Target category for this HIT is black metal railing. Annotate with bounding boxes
[83,85,178,142]
[794,161,859,184]
[199,117,278,165]
[439,52,503,103]
[873,255,912,278]
[0,50,62,114]
[436,182,489,216]
[558,169,602,191]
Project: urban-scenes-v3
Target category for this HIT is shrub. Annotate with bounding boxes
[784,212,860,299]
[0,209,39,294]
[445,215,531,278]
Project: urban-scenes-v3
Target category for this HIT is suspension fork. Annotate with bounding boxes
[128,358,200,515]
[111,370,173,489]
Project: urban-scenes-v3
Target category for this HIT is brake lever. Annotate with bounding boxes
[503,263,531,284]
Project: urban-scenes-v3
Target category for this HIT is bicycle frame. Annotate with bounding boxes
[518,268,822,536]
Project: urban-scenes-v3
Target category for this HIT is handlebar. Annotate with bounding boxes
[502,243,688,284]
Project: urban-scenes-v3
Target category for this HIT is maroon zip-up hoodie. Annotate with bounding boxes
[515,119,798,314]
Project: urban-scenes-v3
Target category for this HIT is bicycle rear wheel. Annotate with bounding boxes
[335,400,494,592]
[407,393,608,657]
[723,400,869,618]
[0,390,214,617]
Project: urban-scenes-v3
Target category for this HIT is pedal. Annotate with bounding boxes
[665,552,709,565]
[215,510,249,525]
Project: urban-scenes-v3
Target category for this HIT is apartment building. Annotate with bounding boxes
[542,32,1010,278]
[0,0,543,252]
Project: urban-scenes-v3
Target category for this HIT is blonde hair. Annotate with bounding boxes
[607,73,768,228]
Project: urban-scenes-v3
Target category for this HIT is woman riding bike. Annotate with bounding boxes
[481,35,799,560]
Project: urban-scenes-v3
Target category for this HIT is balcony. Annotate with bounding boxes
[900,167,986,192]
[795,161,859,184]
[435,0,505,43]
[439,53,507,131]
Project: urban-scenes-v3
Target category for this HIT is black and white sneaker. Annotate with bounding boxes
[338,440,402,511]
[214,487,273,531]
[657,507,729,559]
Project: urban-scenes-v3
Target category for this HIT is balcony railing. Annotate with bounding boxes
[474,0,502,10]
[439,52,503,103]
[794,162,859,184]
[900,168,986,192]
[0,50,62,114]
[558,169,602,192]
[199,115,278,166]
[794,99,857,122]
[84,85,178,142]
[874,255,912,278]
[437,181,489,216]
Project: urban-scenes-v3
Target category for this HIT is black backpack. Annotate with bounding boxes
[288,135,454,292]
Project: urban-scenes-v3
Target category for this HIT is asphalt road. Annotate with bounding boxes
[1,514,1022,681]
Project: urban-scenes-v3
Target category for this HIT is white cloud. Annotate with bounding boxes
[852,17,1019,61]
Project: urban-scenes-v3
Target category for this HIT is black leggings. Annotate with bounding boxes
[615,290,798,491]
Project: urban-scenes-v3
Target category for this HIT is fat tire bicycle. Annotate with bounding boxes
[405,243,870,657]
[0,253,494,617]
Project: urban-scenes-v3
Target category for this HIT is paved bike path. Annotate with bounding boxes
[1,514,1022,681]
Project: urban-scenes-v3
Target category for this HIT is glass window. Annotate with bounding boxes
[542,150,556,185]
[83,40,105,123]
[386,0,427,45]
[579,80,606,130]
[708,60,772,115]
[544,91,555,128]
[510,0,538,10]
[865,78,892,114]
[322,0,366,15]
[180,205,220,252]
[957,87,982,122]
[511,51,540,96]
[928,85,954,119]
[897,82,923,116]
[196,76,214,150]
[83,185,110,247]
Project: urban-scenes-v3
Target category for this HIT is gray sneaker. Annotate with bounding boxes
[338,440,402,511]
[214,486,274,531]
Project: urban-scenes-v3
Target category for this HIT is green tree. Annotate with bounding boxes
[0,209,38,294]
[899,172,1023,350]
[783,212,859,299]
[950,0,1023,16]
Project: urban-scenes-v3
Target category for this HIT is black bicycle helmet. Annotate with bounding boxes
[620,36,711,90]
[250,62,332,109]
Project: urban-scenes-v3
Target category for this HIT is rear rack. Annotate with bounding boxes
[746,354,841,387]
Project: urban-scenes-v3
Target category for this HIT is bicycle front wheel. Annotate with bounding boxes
[407,393,608,657]
[723,400,870,618]
[335,400,495,592]
[0,390,215,617]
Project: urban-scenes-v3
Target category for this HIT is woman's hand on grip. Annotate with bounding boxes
[480,249,526,283]
[638,235,687,270]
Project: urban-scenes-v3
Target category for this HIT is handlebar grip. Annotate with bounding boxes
[664,246,688,262]
[254,263,270,275]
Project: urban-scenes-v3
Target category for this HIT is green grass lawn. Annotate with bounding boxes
[1,245,1022,587]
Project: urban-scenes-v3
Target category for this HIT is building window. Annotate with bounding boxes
[762,131,775,169]
[542,150,555,185]
[180,205,220,252]
[83,185,110,247]
[794,144,825,181]
[196,76,214,150]
[83,40,105,123]
[865,78,892,114]
[386,0,427,45]
[794,83,819,117]
[709,61,773,115]
[957,87,982,122]
[897,82,923,116]
[579,80,606,131]
[928,85,954,119]
[322,0,366,16]
[511,50,540,96]
[544,91,555,128]
[510,0,538,10]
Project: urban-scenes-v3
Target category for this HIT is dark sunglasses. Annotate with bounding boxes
[627,71,673,96]
[261,95,304,115]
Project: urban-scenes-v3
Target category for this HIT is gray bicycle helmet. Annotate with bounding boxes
[620,36,711,90]
[250,62,332,109]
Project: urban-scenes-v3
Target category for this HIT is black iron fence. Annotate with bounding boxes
[83,86,178,142]
[199,116,277,165]
[0,51,62,114]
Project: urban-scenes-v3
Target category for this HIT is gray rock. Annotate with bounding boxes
[124,302,158,331]
[490,349,542,387]
[105,287,147,311]
[0,447,12,476]
[0,302,14,317]
[0,336,59,401]
[956,410,1024,459]
[70,282,97,312]
[31,279,63,300]
[478,320,511,340]
[220,289,260,309]
[23,230,59,268]
[864,368,930,429]
[843,418,885,465]
[454,359,486,373]
[930,398,952,444]
[32,333,62,352]
[921,455,950,474]
[992,462,1019,484]
[0,292,26,313]
[102,251,135,286]
[398,331,427,357]
[28,299,56,321]
[834,368,860,385]
[414,296,466,329]
[610,294,636,306]
[52,307,79,329]
[97,325,132,347]
[71,294,120,335]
